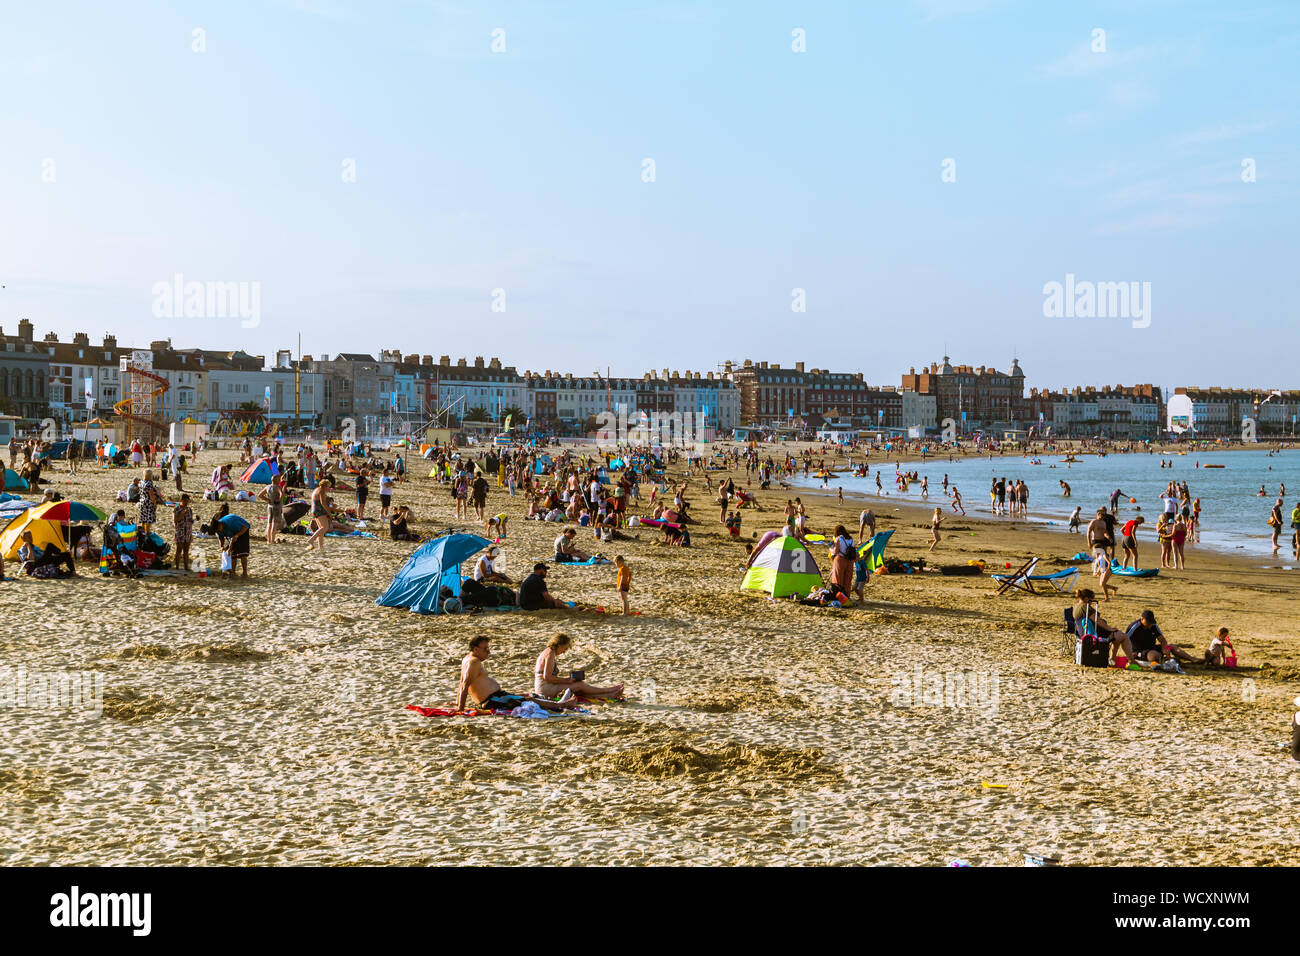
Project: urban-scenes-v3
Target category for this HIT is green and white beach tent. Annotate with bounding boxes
[740,534,823,598]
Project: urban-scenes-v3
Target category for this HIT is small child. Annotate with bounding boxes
[1204,627,1234,666]
[485,512,508,540]
[853,551,868,602]
[1068,506,1082,533]
[614,555,631,615]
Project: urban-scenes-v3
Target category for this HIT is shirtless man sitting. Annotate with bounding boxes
[456,636,580,713]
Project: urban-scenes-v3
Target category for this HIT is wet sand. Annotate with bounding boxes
[2,444,1298,866]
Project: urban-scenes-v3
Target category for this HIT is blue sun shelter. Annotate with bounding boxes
[376,533,492,614]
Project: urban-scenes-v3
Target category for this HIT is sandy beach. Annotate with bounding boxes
[2,442,1298,866]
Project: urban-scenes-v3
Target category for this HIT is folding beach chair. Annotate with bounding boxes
[993,557,1039,595]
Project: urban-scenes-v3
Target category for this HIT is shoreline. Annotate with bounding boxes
[789,476,1293,564]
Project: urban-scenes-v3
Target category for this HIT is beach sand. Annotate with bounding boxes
[2,443,1298,866]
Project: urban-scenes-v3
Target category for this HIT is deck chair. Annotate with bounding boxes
[993,557,1039,594]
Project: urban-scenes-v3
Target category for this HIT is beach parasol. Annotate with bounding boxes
[30,500,108,523]
[28,500,108,562]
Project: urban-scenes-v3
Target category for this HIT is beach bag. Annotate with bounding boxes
[1075,603,1109,668]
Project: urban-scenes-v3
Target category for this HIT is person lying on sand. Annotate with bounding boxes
[534,633,623,701]
[456,636,581,713]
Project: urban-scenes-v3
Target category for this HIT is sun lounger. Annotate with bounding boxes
[992,557,1039,594]
[994,566,1080,593]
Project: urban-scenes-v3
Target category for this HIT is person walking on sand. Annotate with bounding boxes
[306,478,333,550]
[928,507,943,552]
[613,555,632,615]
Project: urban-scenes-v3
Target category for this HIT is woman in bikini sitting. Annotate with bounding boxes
[534,633,624,701]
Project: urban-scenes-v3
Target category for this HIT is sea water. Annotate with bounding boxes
[794,448,1300,558]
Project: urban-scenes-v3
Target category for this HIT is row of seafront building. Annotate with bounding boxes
[2,320,1296,438]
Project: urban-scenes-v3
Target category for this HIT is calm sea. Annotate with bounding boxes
[793,448,1300,559]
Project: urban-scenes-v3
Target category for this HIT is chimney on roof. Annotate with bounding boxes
[73,332,89,346]
[422,355,433,366]
[439,355,450,366]
[795,361,804,373]
[103,334,117,350]
[457,358,466,368]
[489,357,501,369]
[17,319,34,342]
[474,356,484,369]
[43,332,58,343]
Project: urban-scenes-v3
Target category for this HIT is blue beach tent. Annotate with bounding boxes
[376,533,492,614]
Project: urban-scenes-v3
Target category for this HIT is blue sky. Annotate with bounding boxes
[2,0,1296,390]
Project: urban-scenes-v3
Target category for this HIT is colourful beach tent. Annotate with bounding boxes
[0,510,68,560]
[3,469,28,491]
[376,533,492,614]
[740,533,823,599]
[239,458,279,483]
